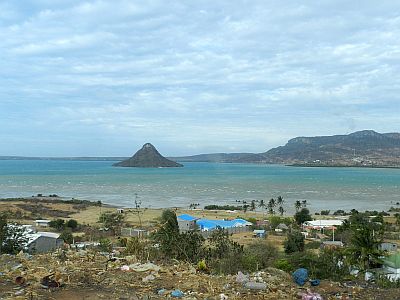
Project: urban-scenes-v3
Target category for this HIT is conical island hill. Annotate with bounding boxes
[113,143,183,168]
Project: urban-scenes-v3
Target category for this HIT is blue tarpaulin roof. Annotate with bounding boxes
[196,218,252,231]
[177,214,198,221]
[177,215,252,231]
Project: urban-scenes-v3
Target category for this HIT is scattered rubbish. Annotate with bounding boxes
[120,265,130,271]
[11,264,23,271]
[301,291,323,300]
[157,288,166,295]
[236,271,249,283]
[293,268,309,286]
[14,289,25,296]
[220,293,229,299]
[40,275,60,289]
[171,289,184,297]
[142,274,156,282]
[15,276,26,285]
[128,262,160,272]
[244,281,267,290]
[310,279,320,286]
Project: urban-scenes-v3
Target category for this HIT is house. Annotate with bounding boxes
[177,214,199,233]
[177,214,252,233]
[275,223,289,232]
[116,208,124,214]
[26,232,64,253]
[34,220,51,227]
[303,220,344,230]
[196,218,252,231]
[382,252,400,281]
[380,242,398,252]
[253,229,266,238]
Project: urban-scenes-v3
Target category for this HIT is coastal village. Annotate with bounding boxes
[1,195,400,299]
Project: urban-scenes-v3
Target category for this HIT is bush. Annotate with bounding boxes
[320,210,330,215]
[0,214,28,254]
[66,219,78,230]
[294,208,312,225]
[284,231,305,253]
[274,259,293,272]
[49,219,65,231]
[242,240,278,271]
[59,230,73,244]
[98,238,112,252]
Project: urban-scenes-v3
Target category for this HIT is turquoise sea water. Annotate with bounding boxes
[0,160,399,212]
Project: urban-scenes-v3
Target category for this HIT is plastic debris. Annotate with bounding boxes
[120,265,130,271]
[142,274,156,282]
[171,289,184,297]
[310,279,320,286]
[244,281,267,290]
[236,271,249,283]
[293,268,309,286]
[15,276,26,285]
[40,275,60,288]
[128,262,160,272]
[220,293,229,300]
[301,291,323,300]
[157,288,166,295]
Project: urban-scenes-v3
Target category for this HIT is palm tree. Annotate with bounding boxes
[346,224,382,271]
[301,200,307,208]
[278,206,285,216]
[277,196,284,206]
[295,200,301,212]
[259,199,266,218]
[267,198,276,215]
[250,200,256,211]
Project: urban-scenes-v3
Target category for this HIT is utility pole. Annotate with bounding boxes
[134,193,142,228]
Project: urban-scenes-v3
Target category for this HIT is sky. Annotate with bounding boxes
[0,1,399,156]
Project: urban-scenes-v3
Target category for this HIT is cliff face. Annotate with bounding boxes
[259,130,400,167]
[113,143,183,168]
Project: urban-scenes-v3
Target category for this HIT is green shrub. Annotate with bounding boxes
[274,259,293,272]
[284,231,305,253]
[59,230,73,244]
[98,238,112,252]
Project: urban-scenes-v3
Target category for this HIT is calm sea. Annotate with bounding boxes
[0,160,399,213]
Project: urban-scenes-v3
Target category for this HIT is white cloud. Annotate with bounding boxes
[0,0,399,156]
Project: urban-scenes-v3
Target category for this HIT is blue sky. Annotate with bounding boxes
[1,1,399,156]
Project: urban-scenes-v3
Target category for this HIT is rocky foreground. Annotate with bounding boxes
[0,250,398,300]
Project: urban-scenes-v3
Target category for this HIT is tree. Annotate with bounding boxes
[346,224,382,271]
[66,219,78,231]
[294,208,312,225]
[250,200,256,211]
[294,200,301,212]
[301,200,307,208]
[153,209,180,258]
[153,209,204,262]
[284,231,305,253]
[278,206,285,216]
[49,219,65,231]
[59,230,73,244]
[276,196,285,216]
[99,212,125,235]
[267,198,276,215]
[0,214,28,254]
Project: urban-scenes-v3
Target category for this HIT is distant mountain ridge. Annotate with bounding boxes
[172,130,400,167]
[113,143,183,168]
[257,130,400,167]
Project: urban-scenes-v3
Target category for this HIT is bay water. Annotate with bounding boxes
[0,160,399,213]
